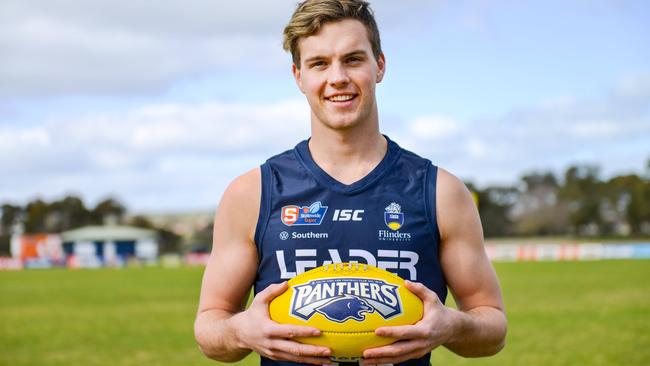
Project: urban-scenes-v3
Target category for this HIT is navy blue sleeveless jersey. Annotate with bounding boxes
[254,136,447,366]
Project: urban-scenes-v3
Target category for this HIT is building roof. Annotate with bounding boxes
[61,225,156,242]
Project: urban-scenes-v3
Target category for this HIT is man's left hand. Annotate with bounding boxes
[361,280,458,365]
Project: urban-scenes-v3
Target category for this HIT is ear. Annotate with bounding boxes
[376,52,386,83]
[292,63,305,94]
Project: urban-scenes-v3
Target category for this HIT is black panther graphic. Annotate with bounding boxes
[315,296,374,322]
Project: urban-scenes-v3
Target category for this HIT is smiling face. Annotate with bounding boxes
[293,19,385,132]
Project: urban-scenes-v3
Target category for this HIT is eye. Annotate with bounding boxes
[346,56,362,64]
[310,61,327,69]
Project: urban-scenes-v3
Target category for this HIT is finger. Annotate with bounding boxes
[404,280,440,304]
[270,323,322,338]
[374,324,426,339]
[270,339,331,358]
[267,349,331,365]
[253,281,288,305]
[363,339,425,359]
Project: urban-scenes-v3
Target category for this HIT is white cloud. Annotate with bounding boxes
[0,98,311,210]
[48,98,310,158]
[395,74,650,185]
[464,137,489,159]
[614,73,650,100]
[0,0,453,98]
[0,126,51,150]
[569,120,619,139]
[1,1,648,211]
[408,115,460,140]
[0,0,296,98]
[2,74,648,211]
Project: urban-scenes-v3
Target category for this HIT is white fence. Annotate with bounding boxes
[485,243,650,261]
[2,243,650,270]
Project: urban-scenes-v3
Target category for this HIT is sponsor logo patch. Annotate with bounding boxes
[379,202,412,241]
[281,201,328,226]
[279,231,329,240]
[378,230,412,241]
[332,209,364,222]
[384,202,404,231]
[290,278,402,322]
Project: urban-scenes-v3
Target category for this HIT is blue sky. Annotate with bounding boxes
[0,0,648,213]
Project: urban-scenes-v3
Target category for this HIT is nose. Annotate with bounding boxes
[328,62,350,88]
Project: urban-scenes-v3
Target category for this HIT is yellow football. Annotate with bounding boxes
[269,263,424,362]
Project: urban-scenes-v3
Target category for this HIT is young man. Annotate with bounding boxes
[194,1,507,365]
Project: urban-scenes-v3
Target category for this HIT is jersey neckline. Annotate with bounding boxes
[293,135,401,194]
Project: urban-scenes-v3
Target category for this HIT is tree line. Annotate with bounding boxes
[1,161,649,255]
[0,197,183,255]
[472,162,650,238]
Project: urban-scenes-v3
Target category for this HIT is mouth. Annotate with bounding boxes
[325,94,358,103]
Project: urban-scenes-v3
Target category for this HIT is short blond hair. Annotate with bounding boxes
[283,0,382,68]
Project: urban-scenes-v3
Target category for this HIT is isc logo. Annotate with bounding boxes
[332,209,364,222]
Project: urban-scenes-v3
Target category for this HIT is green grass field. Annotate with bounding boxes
[1,260,649,366]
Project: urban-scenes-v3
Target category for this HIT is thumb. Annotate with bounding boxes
[404,280,439,305]
[253,281,288,306]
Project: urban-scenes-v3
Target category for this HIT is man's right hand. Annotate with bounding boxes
[230,282,332,365]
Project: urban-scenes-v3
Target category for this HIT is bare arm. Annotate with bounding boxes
[193,168,331,364]
[436,168,507,356]
[194,168,262,361]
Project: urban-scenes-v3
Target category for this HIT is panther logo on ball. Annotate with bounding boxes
[316,296,374,322]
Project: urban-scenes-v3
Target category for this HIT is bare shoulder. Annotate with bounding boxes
[198,167,262,313]
[214,167,262,243]
[221,167,261,206]
[436,167,473,203]
[435,167,479,240]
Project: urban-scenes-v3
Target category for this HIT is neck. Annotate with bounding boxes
[308,114,387,185]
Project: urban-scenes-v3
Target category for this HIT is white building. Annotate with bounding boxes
[61,225,158,268]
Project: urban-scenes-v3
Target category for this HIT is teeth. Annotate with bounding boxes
[329,94,354,102]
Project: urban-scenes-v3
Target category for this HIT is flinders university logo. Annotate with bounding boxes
[384,202,404,231]
[281,201,328,226]
[290,278,402,322]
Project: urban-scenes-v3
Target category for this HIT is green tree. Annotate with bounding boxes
[626,176,650,235]
[24,199,49,233]
[128,215,181,253]
[476,186,519,237]
[157,228,183,254]
[48,195,91,231]
[1,204,23,235]
[604,175,640,235]
[512,172,567,236]
[128,215,156,229]
[91,198,126,225]
[0,204,23,255]
[559,165,603,236]
[188,221,213,253]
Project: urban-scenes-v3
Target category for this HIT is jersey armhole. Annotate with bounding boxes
[254,162,272,256]
[424,163,442,244]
